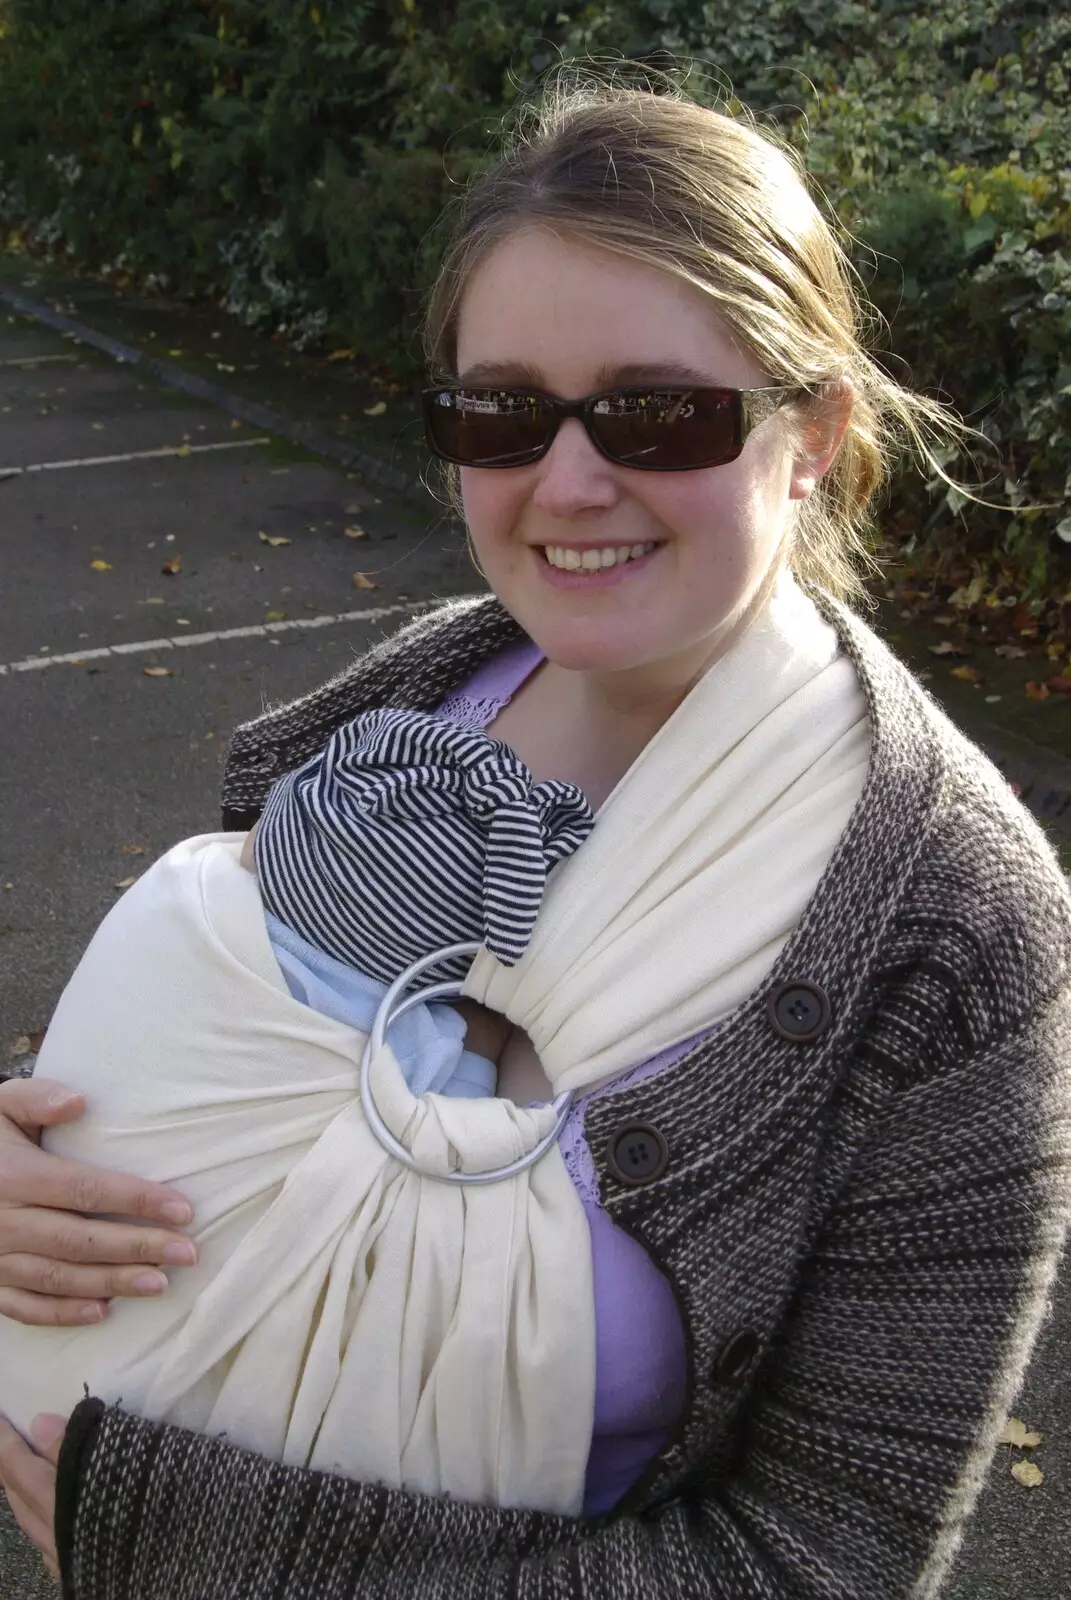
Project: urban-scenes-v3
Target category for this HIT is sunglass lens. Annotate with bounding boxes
[592,389,740,469]
[426,390,551,466]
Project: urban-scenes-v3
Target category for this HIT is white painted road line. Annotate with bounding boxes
[0,601,448,677]
[0,437,271,476]
[0,353,80,367]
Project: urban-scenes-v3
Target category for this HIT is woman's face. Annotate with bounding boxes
[455,226,824,684]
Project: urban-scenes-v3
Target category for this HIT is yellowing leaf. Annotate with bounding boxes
[176,443,192,457]
[121,844,147,856]
[142,666,173,678]
[1000,1417,1043,1449]
[344,526,367,539]
[363,400,387,417]
[90,559,113,571]
[928,641,968,658]
[1010,1459,1044,1488]
[161,555,182,575]
[351,572,378,590]
[950,665,983,683]
[114,876,137,890]
[328,348,357,362]
[258,532,292,547]
[1025,681,1050,700]
[167,349,184,357]
[265,609,287,622]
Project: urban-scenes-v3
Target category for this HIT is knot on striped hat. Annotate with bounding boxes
[254,707,595,981]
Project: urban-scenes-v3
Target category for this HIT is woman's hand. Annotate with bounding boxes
[0,1076,198,1326]
[0,1413,64,1579]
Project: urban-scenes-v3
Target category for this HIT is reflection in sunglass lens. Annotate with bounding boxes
[427,389,551,466]
[590,389,738,468]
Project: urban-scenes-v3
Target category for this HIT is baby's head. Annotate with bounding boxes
[253,707,594,983]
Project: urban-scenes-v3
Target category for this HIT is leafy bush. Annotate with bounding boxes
[0,0,1067,594]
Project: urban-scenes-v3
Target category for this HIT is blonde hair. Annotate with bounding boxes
[423,72,982,605]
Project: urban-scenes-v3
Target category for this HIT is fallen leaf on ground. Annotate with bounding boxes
[230,419,243,429]
[229,551,242,562]
[1000,1418,1043,1449]
[1011,1460,1044,1488]
[121,844,146,856]
[344,526,367,539]
[351,572,378,590]
[114,876,137,891]
[265,609,286,622]
[258,532,292,547]
[176,443,191,457]
[1044,676,1071,694]
[993,645,1028,659]
[91,422,105,431]
[26,1028,47,1054]
[90,559,112,571]
[328,348,357,361]
[216,362,236,373]
[950,666,984,684]
[161,555,182,575]
[142,666,173,678]
[167,349,183,357]
[9,1035,31,1057]
[363,400,387,417]
[928,641,969,658]
[1025,681,1050,700]
[343,501,363,515]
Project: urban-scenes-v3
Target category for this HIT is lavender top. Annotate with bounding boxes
[436,641,691,1517]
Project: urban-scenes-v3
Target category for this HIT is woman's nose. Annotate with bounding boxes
[530,418,618,517]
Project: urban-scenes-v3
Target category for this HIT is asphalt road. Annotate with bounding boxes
[1,310,1068,1597]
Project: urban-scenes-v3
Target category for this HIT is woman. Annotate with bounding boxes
[2,75,1070,1598]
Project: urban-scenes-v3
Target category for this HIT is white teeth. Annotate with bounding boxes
[544,542,657,571]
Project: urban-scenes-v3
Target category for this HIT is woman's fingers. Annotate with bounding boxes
[0,1076,86,1138]
[0,1083,196,1317]
[0,1134,193,1228]
[0,1285,109,1326]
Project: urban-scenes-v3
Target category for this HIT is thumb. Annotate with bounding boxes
[30,1414,67,1465]
[0,1077,86,1136]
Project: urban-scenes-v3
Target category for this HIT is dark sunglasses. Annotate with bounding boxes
[422,383,800,472]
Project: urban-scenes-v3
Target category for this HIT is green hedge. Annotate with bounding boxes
[0,1,1068,597]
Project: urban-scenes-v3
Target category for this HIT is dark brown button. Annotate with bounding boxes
[713,1329,760,1386]
[606,1123,669,1186]
[767,980,831,1043]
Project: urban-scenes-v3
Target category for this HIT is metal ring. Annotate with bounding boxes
[359,941,573,1186]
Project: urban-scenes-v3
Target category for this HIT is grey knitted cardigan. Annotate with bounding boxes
[53,590,1071,1600]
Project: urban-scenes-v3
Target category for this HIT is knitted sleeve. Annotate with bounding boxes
[53,989,1071,1599]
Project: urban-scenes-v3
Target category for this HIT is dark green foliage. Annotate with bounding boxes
[0,1,1067,589]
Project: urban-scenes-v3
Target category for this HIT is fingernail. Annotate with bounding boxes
[159,1201,192,1226]
[47,1088,79,1108]
[131,1271,168,1295]
[79,1303,106,1324]
[161,1241,197,1266]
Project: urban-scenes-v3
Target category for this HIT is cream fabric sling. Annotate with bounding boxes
[0,571,870,1518]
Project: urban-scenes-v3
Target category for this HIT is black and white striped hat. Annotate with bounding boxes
[254,707,595,983]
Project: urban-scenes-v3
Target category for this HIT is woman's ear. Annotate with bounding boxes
[788,376,854,502]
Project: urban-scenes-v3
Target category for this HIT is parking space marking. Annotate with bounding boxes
[0,353,80,367]
[0,437,271,477]
[0,600,460,677]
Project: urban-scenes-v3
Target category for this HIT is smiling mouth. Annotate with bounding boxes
[542,541,660,572]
